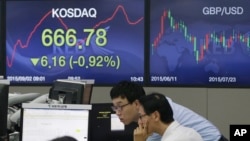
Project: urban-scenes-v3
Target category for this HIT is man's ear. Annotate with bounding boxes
[134,99,140,107]
[134,100,143,112]
[152,111,160,121]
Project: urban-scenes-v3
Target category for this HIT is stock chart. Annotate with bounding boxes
[6,0,144,85]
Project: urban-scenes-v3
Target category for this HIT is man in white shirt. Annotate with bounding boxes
[110,81,228,141]
[134,92,203,141]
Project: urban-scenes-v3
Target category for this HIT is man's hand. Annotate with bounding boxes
[133,121,149,141]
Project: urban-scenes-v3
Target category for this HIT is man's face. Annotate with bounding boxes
[112,96,140,125]
[138,105,154,135]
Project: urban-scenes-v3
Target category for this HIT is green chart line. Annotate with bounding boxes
[152,9,250,63]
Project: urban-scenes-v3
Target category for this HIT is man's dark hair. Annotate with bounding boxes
[110,80,145,103]
[139,92,174,124]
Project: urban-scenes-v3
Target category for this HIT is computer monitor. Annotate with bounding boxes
[0,80,10,141]
[149,0,250,87]
[20,103,91,141]
[49,79,94,104]
[89,103,138,141]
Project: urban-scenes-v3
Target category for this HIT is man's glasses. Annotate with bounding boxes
[139,114,147,119]
[111,103,130,112]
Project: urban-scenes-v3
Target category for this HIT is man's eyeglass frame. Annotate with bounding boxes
[111,103,130,112]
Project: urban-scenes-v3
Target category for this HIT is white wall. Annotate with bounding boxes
[9,86,250,139]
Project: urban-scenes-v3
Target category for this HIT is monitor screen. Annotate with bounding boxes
[49,79,94,104]
[6,0,145,86]
[89,103,137,141]
[0,80,10,140]
[20,103,91,141]
[149,0,250,87]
